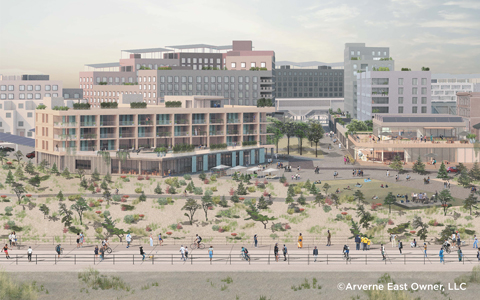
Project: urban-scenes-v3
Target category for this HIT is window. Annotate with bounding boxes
[351,51,355,55]
[372,51,375,55]
[75,160,92,170]
[27,85,33,91]
[45,85,51,91]
[0,94,5,99]
[18,103,24,109]
[19,85,25,91]
[421,106,427,113]
[0,85,5,91]
[353,64,357,69]
[231,62,236,68]
[19,93,25,99]
[18,121,24,127]
[398,107,403,113]
[35,85,41,91]
[412,78,418,85]
[27,93,33,99]
[27,112,33,118]
[412,87,418,95]
[216,58,221,64]
[421,87,427,95]
[421,78,427,85]
[357,51,360,55]
[52,85,58,91]
[412,107,418,113]
[35,93,41,99]
[398,78,403,85]
[8,85,14,91]
[421,97,427,104]
[27,132,32,137]
[398,87,403,95]
[261,62,266,68]
[8,94,13,99]
[241,62,246,68]
[251,62,256,68]
[398,97,403,104]
[412,97,418,104]
[6,113,11,118]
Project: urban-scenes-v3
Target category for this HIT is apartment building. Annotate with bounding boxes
[457,92,480,138]
[35,96,274,175]
[356,70,431,121]
[344,43,394,118]
[0,75,62,101]
[79,41,275,107]
[0,100,40,137]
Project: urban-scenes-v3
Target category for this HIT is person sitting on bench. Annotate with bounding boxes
[335,188,340,194]
[372,195,378,199]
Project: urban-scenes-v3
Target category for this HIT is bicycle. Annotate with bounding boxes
[190,242,205,250]
[442,245,451,254]
[343,252,351,262]
[239,253,250,261]
[59,247,64,255]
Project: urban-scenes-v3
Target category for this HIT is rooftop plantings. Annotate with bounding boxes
[73,103,91,110]
[36,104,47,110]
[257,98,273,107]
[139,66,151,70]
[122,82,138,85]
[249,67,268,71]
[52,106,69,111]
[379,57,393,61]
[130,102,147,108]
[165,101,182,108]
[173,144,195,153]
[401,68,411,71]
[210,143,227,150]
[242,141,257,147]
[372,67,390,71]
[99,82,107,85]
[351,57,360,60]
[421,66,430,71]
[158,66,172,70]
[100,102,118,109]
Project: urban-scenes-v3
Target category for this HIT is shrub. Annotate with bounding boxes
[179,180,187,186]
[137,176,144,180]
[247,186,256,193]
[199,172,207,181]
[287,208,295,215]
[212,225,220,231]
[124,215,135,224]
[210,175,217,182]
[294,186,302,195]
[121,204,135,211]
[244,198,256,206]
[272,223,286,232]
[204,179,210,184]
[176,224,183,230]
[135,187,142,193]
[323,206,332,213]
[183,174,192,180]
[130,102,147,108]
[229,188,235,196]
[194,187,203,195]
[157,198,168,206]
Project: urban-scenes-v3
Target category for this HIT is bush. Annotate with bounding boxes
[165,177,180,188]
[130,102,147,109]
[194,187,203,195]
[183,174,192,180]
[244,198,256,206]
[210,175,217,182]
[112,195,121,202]
[100,102,118,109]
[323,206,332,213]
[124,215,135,224]
[121,204,135,211]
[272,223,286,232]
[135,187,142,194]
[294,186,302,195]
[199,172,207,181]
[212,225,220,231]
[165,101,182,107]
[247,186,256,193]
[73,103,91,110]
[179,180,187,186]
[287,208,295,215]
[157,198,168,206]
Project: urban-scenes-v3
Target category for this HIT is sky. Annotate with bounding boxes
[1,0,479,87]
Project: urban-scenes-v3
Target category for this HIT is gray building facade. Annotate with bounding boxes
[344,43,394,118]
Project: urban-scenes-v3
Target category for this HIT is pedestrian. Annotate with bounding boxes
[344,156,347,165]
[439,247,444,263]
[283,244,288,261]
[313,246,318,262]
[355,235,360,250]
[448,182,451,189]
[327,230,331,246]
[94,245,99,259]
[76,233,80,248]
[8,232,12,247]
[179,245,185,261]
[149,233,154,247]
[55,244,61,258]
[361,236,366,251]
[297,233,303,248]
[12,232,16,246]
[398,240,403,254]
[452,233,457,248]
[339,143,341,150]
[477,248,480,261]
[381,244,386,260]
[473,235,478,249]
[386,170,390,177]
[184,246,189,260]
[208,246,213,262]
[99,246,105,261]
[367,238,371,250]
[424,243,427,258]
[158,233,163,246]
[140,246,145,261]
[80,232,84,247]
[456,231,461,247]
[458,247,463,262]
[254,234,258,248]
[391,234,396,247]
[27,246,32,262]
[274,243,279,262]
[126,232,132,248]
[395,174,399,182]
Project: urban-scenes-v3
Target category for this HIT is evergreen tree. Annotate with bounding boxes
[468,162,480,181]
[245,204,276,229]
[71,198,90,225]
[219,195,228,208]
[322,183,331,195]
[412,216,429,242]
[354,190,365,204]
[287,185,295,197]
[28,174,41,187]
[285,194,294,204]
[304,179,312,191]
[59,203,73,228]
[102,215,127,242]
[91,168,100,181]
[458,169,472,187]
[104,172,112,182]
[154,183,163,194]
[139,191,147,202]
[168,185,176,194]
[239,173,245,181]
[438,189,453,216]
[257,195,269,209]
[5,170,14,185]
[390,154,403,172]
[100,179,109,191]
[349,219,362,239]
[279,174,287,184]
[384,192,396,213]
[309,183,318,195]
[243,174,250,184]
[51,163,59,175]
[57,190,64,201]
[356,204,374,229]
[231,192,240,203]
[62,167,71,179]
[88,183,95,193]
[437,162,449,180]
[103,190,112,205]
[412,156,427,175]
[297,193,307,205]
[237,182,247,195]
[25,160,35,174]
[199,171,207,181]
[463,194,478,215]
[232,172,239,181]
[14,165,24,179]
[456,163,468,174]
[80,178,88,189]
[39,204,50,219]
[313,193,325,207]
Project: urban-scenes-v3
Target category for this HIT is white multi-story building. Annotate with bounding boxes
[0,100,42,137]
[0,75,63,101]
[431,78,474,101]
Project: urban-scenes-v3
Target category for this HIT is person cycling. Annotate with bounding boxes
[102,238,109,250]
[343,245,350,260]
[195,234,202,248]
[241,247,250,261]
[442,239,451,251]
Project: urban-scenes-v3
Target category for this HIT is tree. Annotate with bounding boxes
[219,196,228,208]
[412,156,427,175]
[356,205,374,229]
[390,154,403,173]
[38,159,48,172]
[102,215,127,241]
[11,182,26,204]
[285,194,294,204]
[294,121,309,155]
[313,193,325,207]
[437,189,453,216]
[139,191,147,202]
[437,162,449,180]
[322,183,331,195]
[353,190,365,204]
[237,182,247,195]
[201,191,215,221]
[50,162,59,175]
[0,149,8,165]
[230,192,240,203]
[88,183,95,193]
[412,216,429,242]
[104,172,112,182]
[287,185,295,197]
[245,204,276,229]
[28,174,41,187]
[349,219,362,239]
[330,194,340,208]
[14,150,23,165]
[456,162,468,174]
[307,120,325,157]
[257,195,270,209]
[39,204,50,219]
[14,165,24,179]
[103,190,112,205]
[80,178,88,189]
[154,183,163,194]
[297,193,307,206]
[59,203,74,228]
[182,198,201,225]
[62,167,71,179]
[57,190,64,201]
[346,119,368,135]
[100,180,109,191]
[384,192,396,213]
[283,120,296,155]
[91,168,100,181]
[71,198,90,225]
[199,171,207,181]
[469,162,480,181]
[309,183,319,195]
[267,117,284,153]
[5,170,14,185]
[458,169,472,188]
[76,169,86,181]
[463,194,478,215]
[25,160,35,174]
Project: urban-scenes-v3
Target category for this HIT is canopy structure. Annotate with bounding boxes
[425,153,438,158]
[228,165,247,175]
[247,167,261,173]
[212,164,230,170]
[262,168,280,178]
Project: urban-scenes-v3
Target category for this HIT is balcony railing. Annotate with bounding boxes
[174,120,189,125]
[227,130,239,135]
[227,119,240,124]
[138,120,154,126]
[156,132,172,137]
[174,131,189,137]
[119,120,135,126]
[54,122,77,127]
[192,131,207,136]
[54,134,77,140]
[100,133,116,139]
[244,130,257,135]
[243,118,256,123]
[260,118,268,122]
[209,119,224,124]
[259,130,268,134]
[119,133,135,138]
[80,134,97,140]
[80,122,96,127]
[138,132,154,138]
[156,120,171,125]
[192,120,206,124]
[99,121,116,126]
[209,131,224,136]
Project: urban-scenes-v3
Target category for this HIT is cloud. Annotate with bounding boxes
[444,1,480,9]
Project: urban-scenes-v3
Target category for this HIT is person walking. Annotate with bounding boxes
[473,235,478,249]
[457,247,463,262]
[158,233,163,246]
[297,233,303,249]
[208,246,213,262]
[179,245,185,261]
[361,236,366,251]
[333,171,338,179]
[2,244,11,259]
[55,244,61,258]
[395,174,399,182]
[126,232,132,248]
[367,238,371,250]
[398,240,403,254]
[12,232,16,247]
[8,233,12,247]
[283,244,288,261]
[140,246,145,261]
[381,244,386,261]
[456,231,461,247]
[80,232,84,247]
[424,243,427,258]
[439,247,444,263]
[477,248,480,261]
[94,245,99,259]
[26,246,32,262]
[355,235,361,250]
[391,234,396,247]
[76,233,80,248]
[184,246,189,261]
[99,246,105,262]
[254,234,258,248]
[149,234,154,247]
[327,230,332,246]
[386,170,390,177]
[313,246,318,262]
[274,243,279,262]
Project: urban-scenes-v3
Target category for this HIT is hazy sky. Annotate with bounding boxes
[1,0,479,87]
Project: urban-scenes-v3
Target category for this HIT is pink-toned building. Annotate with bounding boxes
[457,92,480,137]
[0,74,62,101]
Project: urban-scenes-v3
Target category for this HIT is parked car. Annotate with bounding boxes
[0,146,15,152]
[26,151,35,159]
[447,166,458,173]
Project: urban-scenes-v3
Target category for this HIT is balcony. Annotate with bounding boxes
[156,132,172,137]
[209,119,224,124]
[260,87,273,91]
[174,119,189,125]
[192,119,206,124]
[99,121,116,126]
[209,131,224,136]
[174,131,189,137]
[259,130,268,134]
[192,130,207,136]
[119,133,135,138]
[227,130,240,135]
[260,79,273,84]
[54,122,77,127]
[100,133,116,139]
[119,120,134,126]
[80,122,96,127]
[54,134,77,140]
[227,119,240,124]
[80,134,97,140]
[138,132,154,138]
[156,120,171,125]
[260,118,268,122]
[243,118,256,123]
[243,130,257,135]
[138,120,154,126]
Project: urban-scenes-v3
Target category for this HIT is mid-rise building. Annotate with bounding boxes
[344,43,394,118]
[457,92,480,137]
[35,96,274,175]
[0,74,62,101]
[356,70,431,121]
[0,100,40,137]
[79,41,275,107]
